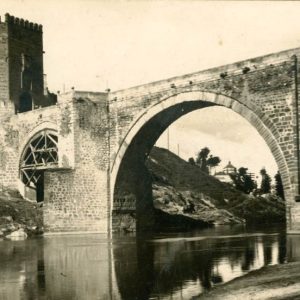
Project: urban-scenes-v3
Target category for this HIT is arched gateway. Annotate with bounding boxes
[1,45,300,233]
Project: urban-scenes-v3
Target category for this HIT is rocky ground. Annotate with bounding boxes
[197,261,300,300]
[152,183,244,227]
[147,147,286,227]
[0,187,43,240]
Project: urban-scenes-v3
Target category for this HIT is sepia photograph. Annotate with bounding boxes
[1,1,300,299]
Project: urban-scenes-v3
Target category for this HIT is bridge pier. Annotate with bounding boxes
[112,139,155,232]
[287,203,300,233]
[42,92,111,233]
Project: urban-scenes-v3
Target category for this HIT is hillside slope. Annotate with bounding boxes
[146,147,285,225]
[147,147,246,206]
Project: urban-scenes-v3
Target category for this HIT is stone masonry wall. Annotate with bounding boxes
[0,117,19,189]
[0,15,44,116]
[0,21,10,116]
[0,105,58,190]
[6,14,44,111]
[43,93,110,233]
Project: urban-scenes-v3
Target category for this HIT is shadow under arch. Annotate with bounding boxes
[111,91,291,230]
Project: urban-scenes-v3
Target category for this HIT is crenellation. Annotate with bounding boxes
[5,13,42,32]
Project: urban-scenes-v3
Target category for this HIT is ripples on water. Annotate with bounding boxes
[0,225,299,300]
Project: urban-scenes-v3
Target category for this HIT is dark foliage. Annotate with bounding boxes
[195,147,221,174]
[260,168,271,194]
[188,157,196,165]
[230,167,256,194]
[275,171,285,200]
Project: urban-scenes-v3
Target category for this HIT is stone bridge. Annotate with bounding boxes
[1,14,300,234]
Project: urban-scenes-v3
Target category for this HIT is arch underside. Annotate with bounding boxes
[111,91,292,230]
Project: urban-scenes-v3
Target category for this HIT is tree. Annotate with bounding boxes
[188,157,196,166]
[230,167,256,194]
[275,171,285,200]
[196,147,210,173]
[260,168,271,194]
[195,147,220,174]
[206,155,221,175]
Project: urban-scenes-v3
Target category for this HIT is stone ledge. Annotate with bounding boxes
[44,230,107,236]
[287,230,300,235]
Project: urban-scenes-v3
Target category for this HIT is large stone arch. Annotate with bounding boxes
[110,91,292,230]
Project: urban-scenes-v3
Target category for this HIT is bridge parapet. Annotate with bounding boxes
[110,47,300,100]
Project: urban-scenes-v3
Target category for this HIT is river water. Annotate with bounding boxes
[0,225,300,300]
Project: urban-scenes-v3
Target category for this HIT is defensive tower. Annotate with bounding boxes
[0,13,54,115]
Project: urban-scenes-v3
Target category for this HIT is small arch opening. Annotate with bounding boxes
[20,130,58,202]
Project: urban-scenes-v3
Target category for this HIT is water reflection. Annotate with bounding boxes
[113,231,287,299]
[0,227,299,300]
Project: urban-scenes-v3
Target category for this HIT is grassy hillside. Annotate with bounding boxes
[147,147,247,206]
[147,147,285,224]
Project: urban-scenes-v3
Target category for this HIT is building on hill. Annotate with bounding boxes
[223,161,237,174]
[214,161,237,183]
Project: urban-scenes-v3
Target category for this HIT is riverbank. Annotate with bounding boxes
[198,261,300,300]
[0,187,43,239]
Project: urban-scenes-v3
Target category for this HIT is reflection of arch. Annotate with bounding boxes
[19,128,58,202]
[111,91,291,214]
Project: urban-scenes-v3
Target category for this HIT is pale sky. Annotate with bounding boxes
[3,0,300,178]
[156,107,278,178]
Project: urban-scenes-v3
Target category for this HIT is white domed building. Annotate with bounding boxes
[214,161,237,183]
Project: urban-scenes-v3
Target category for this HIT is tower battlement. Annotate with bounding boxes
[0,13,56,116]
[3,13,43,32]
